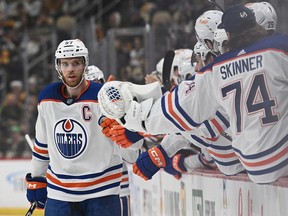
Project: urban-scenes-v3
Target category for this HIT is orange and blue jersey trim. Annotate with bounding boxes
[46,163,123,195]
[161,87,201,131]
[33,138,49,161]
[234,133,288,175]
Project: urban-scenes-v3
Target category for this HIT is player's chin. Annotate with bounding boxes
[65,78,82,87]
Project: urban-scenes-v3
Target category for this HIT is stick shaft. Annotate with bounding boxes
[25,134,34,150]
[25,201,37,216]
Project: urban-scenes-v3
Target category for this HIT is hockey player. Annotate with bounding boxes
[25,39,124,215]
[214,1,278,56]
[98,5,288,184]
[133,49,218,180]
[133,47,244,180]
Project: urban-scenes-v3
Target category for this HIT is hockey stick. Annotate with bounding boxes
[162,50,175,91]
[25,134,34,150]
[207,0,224,12]
[25,201,37,216]
[24,134,37,216]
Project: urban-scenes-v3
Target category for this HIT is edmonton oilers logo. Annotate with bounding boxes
[54,119,87,159]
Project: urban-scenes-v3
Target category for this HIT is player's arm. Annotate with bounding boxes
[133,134,193,180]
[122,74,218,135]
[26,106,49,209]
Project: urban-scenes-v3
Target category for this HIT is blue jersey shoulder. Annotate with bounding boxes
[80,81,103,100]
[38,81,103,103]
[38,82,62,103]
[246,34,288,53]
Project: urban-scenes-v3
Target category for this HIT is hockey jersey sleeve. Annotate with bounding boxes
[123,72,221,135]
[31,103,50,177]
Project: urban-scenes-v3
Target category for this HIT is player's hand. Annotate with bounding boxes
[163,162,182,180]
[26,173,47,209]
[132,145,169,180]
[172,149,196,173]
[110,125,144,148]
[98,116,119,137]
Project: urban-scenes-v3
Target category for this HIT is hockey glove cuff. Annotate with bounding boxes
[26,173,47,209]
[110,125,144,148]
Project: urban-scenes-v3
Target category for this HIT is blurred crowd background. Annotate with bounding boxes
[0,0,287,158]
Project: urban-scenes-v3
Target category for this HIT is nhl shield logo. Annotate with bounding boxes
[54,119,87,159]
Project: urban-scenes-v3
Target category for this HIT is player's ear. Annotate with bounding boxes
[226,32,231,40]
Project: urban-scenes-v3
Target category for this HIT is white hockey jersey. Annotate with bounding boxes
[125,34,288,183]
[31,81,123,202]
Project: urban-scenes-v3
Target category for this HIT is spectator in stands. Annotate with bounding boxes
[56,12,75,42]
[42,0,65,18]
[0,92,23,127]
[127,37,145,84]
[23,0,42,26]
[115,38,131,81]
[108,11,122,29]
[9,80,26,104]
[5,125,31,158]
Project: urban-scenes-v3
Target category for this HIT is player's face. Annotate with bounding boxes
[194,55,204,72]
[59,57,85,87]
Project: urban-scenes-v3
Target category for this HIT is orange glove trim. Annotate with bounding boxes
[132,163,149,180]
[26,181,47,190]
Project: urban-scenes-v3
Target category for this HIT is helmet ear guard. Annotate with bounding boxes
[214,27,228,54]
[194,41,214,64]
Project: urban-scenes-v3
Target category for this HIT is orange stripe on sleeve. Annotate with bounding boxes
[121,177,129,183]
[34,146,48,154]
[167,93,192,131]
[210,118,224,134]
